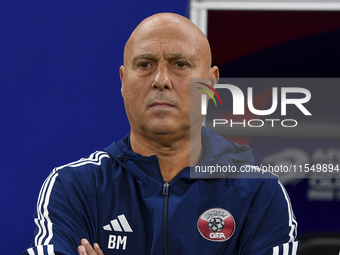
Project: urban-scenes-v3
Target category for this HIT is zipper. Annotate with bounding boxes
[155,153,188,255]
[162,181,170,255]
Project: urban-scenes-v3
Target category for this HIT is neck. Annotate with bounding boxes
[130,128,202,182]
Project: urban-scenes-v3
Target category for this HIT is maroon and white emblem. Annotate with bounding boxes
[197,208,235,242]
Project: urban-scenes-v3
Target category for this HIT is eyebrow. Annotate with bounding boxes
[165,53,195,63]
[131,53,196,65]
[131,54,158,66]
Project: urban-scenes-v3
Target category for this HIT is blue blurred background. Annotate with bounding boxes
[0,1,187,254]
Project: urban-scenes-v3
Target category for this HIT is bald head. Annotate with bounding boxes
[124,13,212,69]
[119,12,219,148]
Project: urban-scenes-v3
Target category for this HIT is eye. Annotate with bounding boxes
[138,62,150,69]
[176,61,187,68]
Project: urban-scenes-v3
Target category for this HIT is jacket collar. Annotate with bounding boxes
[104,127,255,183]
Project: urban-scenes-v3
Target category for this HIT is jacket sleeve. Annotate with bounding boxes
[240,178,299,255]
[22,168,96,255]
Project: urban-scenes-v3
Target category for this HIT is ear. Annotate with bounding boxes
[120,65,125,96]
[209,66,219,87]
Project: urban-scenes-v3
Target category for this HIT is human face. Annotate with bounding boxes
[120,17,217,137]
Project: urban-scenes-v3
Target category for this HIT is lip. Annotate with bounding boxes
[149,102,175,109]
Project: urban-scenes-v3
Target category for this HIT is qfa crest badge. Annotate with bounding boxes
[197,208,235,242]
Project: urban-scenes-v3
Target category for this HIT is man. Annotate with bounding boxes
[23,13,298,255]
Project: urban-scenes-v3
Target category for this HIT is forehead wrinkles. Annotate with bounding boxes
[136,39,195,58]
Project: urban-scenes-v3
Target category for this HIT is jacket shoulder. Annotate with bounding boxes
[226,172,279,195]
[55,150,122,194]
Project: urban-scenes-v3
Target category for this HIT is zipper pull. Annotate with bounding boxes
[163,182,169,195]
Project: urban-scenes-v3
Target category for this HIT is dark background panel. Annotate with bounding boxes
[207,10,340,237]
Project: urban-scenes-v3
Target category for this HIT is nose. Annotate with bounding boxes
[152,63,172,90]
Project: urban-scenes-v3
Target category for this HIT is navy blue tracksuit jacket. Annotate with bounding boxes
[23,127,298,254]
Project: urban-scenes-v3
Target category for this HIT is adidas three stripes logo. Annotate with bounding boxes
[103,214,133,232]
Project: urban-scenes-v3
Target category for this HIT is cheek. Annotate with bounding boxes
[124,88,151,121]
[177,87,191,116]
[123,77,149,102]
[125,88,144,109]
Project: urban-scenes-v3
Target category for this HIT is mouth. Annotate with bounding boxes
[149,102,176,109]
